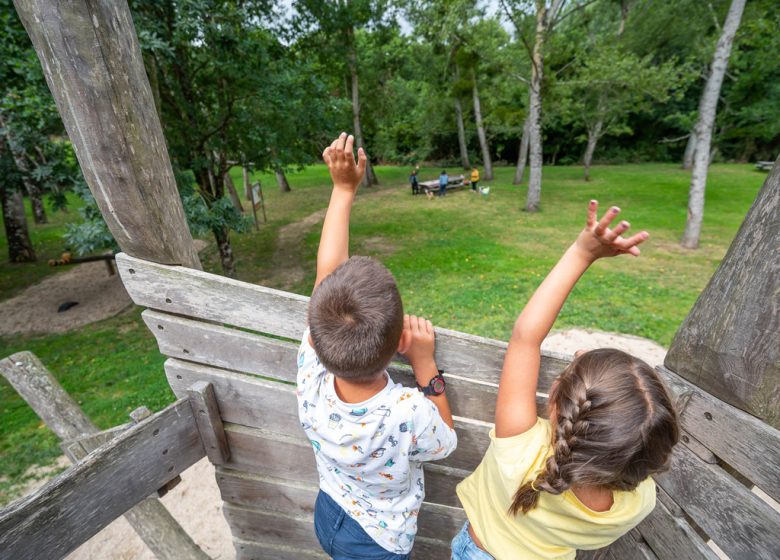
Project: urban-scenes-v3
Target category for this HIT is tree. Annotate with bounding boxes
[0,139,35,262]
[292,0,389,186]
[681,0,746,249]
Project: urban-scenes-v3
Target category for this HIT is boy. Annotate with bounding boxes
[438,170,448,196]
[297,133,457,559]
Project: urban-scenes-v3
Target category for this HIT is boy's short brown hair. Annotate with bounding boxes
[309,256,403,381]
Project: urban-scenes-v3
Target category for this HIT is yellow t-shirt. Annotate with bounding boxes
[456,418,656,560]
[471,169,480,182]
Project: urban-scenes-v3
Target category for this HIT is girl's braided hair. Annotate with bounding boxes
[509,349,679,515]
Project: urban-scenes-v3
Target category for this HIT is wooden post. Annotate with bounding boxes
[0,352,210,560]
[13,0,201,269]
[665,154,780,428]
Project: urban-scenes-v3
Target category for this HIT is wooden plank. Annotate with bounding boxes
[216,469,466,540]
[226,503,456,560]
[119,254,567,391]
[166,359,490,473]
[635,493,719,560]
[658,365,780,502]
[187,381,230,465]
[654,442,780,560]
[665,162,780,428]
[235,538,328,560]
[0,399,205,560]
[222,425,465,509]
[13,1,200,268]
[147,308,550,423]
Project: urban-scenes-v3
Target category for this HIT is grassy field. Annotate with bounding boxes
[0,162,766,502]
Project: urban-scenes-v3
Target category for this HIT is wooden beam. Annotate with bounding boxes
[665,157,780,427]
[12,0,200,268]
[187,381,230,465]
[0,400,206,560]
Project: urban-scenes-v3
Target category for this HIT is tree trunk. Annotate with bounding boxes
[454,95,471,170]
[243,166,251,199]
[1,187,36,262]
[0,114,47,224]
[212,225,236,278]
[223,172,244,213]
[582,121,603,182]
[682,131,697,169]
[347,27,377,187]
[471,71,493,181]
[13,0,200,269]
[666,157,780,427]
[525,1,547,212]
[681,0,746,249]
[275,167,291,193]
[513,118,530,184]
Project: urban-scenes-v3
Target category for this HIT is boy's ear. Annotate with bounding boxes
[397,328,412,355]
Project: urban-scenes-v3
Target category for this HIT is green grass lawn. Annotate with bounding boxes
[0,162,766,503]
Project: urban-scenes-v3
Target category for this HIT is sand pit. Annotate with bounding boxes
[0,261,132,336]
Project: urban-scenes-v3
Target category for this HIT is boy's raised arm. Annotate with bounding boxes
[315,133,368,290]
[495,201,649,438]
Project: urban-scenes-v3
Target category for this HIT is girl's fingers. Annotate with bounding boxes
[425,319,433,335]
[586,200,598,229]
[614,231,649,250]
[605,221,630,242]
[337,132,347,151]
[357,147,367,174]
[594,206,620,235]
[322,147,331,164]
[403,314,411,331]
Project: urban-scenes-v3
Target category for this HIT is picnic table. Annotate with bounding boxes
[755,161,774,171]
[418,174,466,195]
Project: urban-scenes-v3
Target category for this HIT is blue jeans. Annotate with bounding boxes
[439,184,447,196]
[314,490,410,560]
[451,522,495,560]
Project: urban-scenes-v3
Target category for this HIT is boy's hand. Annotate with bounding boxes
[574,200,649,262]
[399,314,437,382]
[323,132,367,192]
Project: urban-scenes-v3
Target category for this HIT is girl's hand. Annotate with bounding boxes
[574,200,649,262]
[399,314,436,380]
[322,132,367,192]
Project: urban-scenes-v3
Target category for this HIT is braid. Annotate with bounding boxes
[509,373,591,515]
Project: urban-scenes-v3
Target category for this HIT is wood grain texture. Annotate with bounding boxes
[187,381,229,465]
[146,310,548,423]
[12,1,200,268]
[636,494,719,560]
[654,443,780,559]
[165,359,490,473]
[234,538,329,560]
[666,163,780,427]
[119,254,567,390]
[0,400,205,560]
[658,366,780,502]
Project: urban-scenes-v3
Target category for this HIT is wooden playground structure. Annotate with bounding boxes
[1,1,779,559]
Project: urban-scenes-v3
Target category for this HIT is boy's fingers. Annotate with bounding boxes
[345,135,355,163]
[595,206,620,235]
[586,200,598,229]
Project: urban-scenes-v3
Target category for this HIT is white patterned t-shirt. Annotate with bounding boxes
[296,329,458,555]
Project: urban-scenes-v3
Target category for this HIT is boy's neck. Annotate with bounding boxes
[333,373,387,404]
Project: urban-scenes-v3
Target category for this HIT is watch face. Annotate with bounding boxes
[431,377,446,394]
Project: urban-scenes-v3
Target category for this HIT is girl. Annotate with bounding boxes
[453,201,679,559]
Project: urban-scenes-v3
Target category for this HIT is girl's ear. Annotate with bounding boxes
[397,328,412,355]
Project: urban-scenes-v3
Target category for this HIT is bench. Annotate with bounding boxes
[755,161,774,171]
[418,175,467,195]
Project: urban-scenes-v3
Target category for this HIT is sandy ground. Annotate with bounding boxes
[0,261,132,336]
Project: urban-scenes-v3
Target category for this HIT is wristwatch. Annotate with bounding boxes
[418,370,446,396]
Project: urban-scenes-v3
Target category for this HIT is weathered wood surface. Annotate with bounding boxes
[0,352,96,441]
[654,442,780,559]
[0,352,209,560]
[187,381,230,465]
[13,0,200,268]
[658,366,780,502]
[146,310,548,423]
[0,399,205,560]
[576,531,659,560]
[166,359,491,473]
[667,161,780,427]
[119,253,569,390]
[234,538,328,560]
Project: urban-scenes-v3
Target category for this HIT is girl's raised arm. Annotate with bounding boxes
[495,201,648,437]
